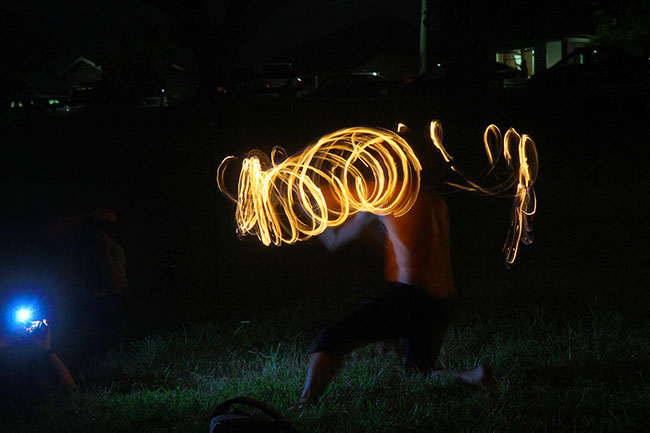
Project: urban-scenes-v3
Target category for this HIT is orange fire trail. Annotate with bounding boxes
[428,120,538,266]
[218,121,538,266]
[217,127,421,246]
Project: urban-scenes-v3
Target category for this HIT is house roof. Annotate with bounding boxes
[57,56,103,86]
[57,56,102,75]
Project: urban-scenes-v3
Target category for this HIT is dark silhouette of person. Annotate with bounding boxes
[39,208,127,362]
[0,319,76,416]
[519,57,529,76]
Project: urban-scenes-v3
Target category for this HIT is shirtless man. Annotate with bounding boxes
[297,134,490,406]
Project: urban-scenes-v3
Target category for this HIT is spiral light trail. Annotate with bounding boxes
[217,127,422,246]
[218,121,538,266]
[429,120,538,266]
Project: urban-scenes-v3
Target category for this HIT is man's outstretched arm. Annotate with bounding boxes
[319,212,378,252]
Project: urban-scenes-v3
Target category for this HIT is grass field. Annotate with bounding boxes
[1,86,649,432]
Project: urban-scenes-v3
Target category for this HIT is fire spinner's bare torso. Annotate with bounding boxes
[381,188,456,299]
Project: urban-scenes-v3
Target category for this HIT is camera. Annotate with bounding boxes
[14,308,45,336]
[24,321,42,335]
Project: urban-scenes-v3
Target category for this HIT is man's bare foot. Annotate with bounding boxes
[290,397,316,411]
[455,364,495,388]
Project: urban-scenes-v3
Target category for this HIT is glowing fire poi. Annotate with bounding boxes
[426,121,538,265]
[218,127,422,246]
[217,121,538,266]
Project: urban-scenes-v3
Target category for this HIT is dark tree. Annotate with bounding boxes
[592,0,650,48]
[426,0,595,60]
[0,8,58,97]
[99,27,188,100]
[144,0,291,98]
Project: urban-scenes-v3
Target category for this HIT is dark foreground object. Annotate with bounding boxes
[210,396,301,433]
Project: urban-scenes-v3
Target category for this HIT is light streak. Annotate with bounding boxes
[218,121,538,267]
[217,127,421,246]
[429,120,538,266]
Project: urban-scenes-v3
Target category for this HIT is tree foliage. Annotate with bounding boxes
[0,8,58,95]
[99,27,187,97]
[592,0,650,45]
[427,0,595,58]
[143,0,292,97]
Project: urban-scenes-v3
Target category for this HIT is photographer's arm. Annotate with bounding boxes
[33,321,76,391]
[46,350,77,392]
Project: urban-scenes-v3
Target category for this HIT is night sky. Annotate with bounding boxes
[4,0,421,65]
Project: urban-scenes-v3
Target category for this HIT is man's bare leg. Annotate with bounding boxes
[298,351,342,407]
[426,364,494,387]
[454,364,494,387]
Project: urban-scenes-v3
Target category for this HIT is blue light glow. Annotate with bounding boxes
[16,308,33,323]
[3,295,44,332]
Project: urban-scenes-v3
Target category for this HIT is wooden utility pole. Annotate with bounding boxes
[419,0,430,74]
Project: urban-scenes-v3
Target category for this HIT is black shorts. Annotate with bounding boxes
[311,282,454,372]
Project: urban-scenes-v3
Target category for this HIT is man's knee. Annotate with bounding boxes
[310,327,347,359]
[403,329,447,373]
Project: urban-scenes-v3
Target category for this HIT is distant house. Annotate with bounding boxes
[495,35,592,77]
[54,56,103,109]
[3,70,70,114]
[57,56,103,90]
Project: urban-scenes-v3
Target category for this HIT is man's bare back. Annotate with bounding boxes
[382,187,455,300]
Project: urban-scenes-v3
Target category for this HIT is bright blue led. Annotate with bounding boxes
[16,307,33,324]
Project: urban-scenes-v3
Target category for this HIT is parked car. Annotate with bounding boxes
[310,72,392,98]
[528,46,650,89]
[403,60,527,97]
[89,82,169,110]
[231,63,306,99]
[131,84,169,109]
[6,96,71,116]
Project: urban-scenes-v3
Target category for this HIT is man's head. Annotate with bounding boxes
[100,221,116,238]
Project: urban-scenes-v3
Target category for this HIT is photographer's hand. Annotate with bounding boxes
[31,320,52,352]
[31,320,76,391]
